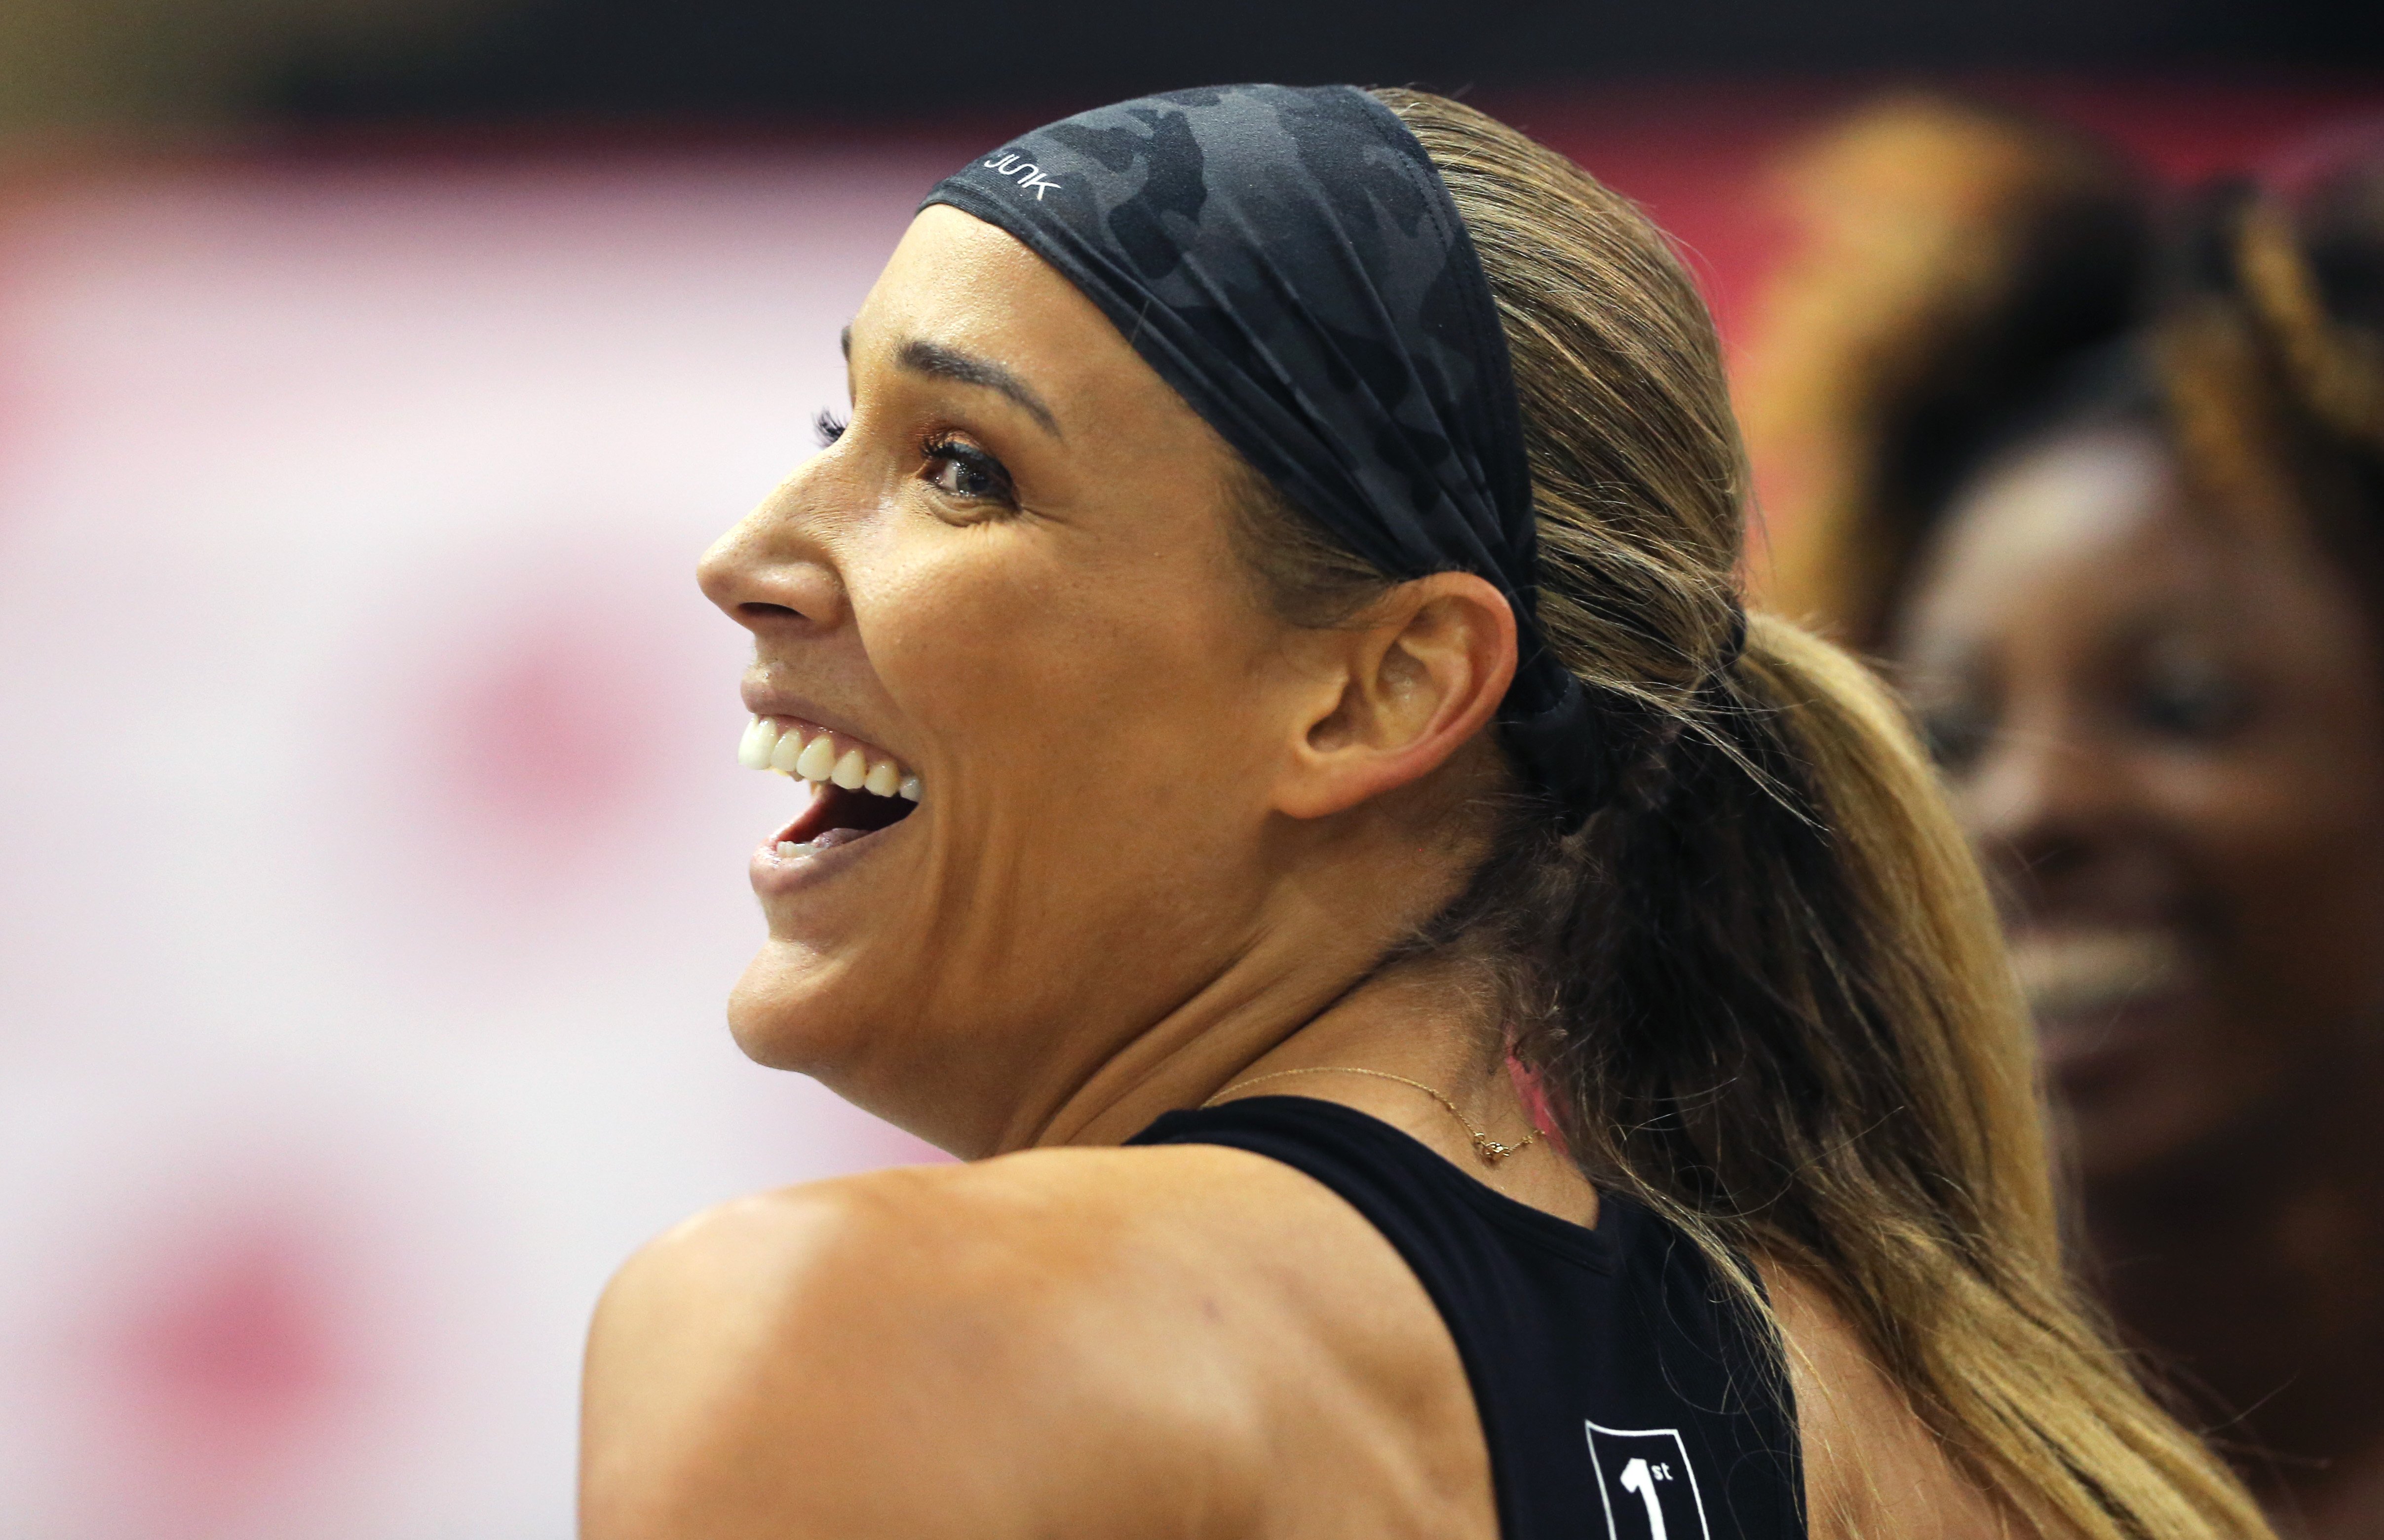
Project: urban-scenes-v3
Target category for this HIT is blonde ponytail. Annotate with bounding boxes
[1718,616,2267,1539]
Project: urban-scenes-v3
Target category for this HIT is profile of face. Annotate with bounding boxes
[696,207,1514,1157]
[1895,425,2384,1185]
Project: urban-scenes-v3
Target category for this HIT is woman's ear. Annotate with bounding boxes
[1271,571,1519,820]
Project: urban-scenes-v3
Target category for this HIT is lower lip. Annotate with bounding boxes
[746,817,906,899]
[2033,988,2193,1083]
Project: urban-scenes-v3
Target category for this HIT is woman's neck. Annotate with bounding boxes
[2080,1059,2384,1536]
[1027,950,1594,1222]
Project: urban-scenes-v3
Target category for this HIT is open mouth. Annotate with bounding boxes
[736,715,921,858]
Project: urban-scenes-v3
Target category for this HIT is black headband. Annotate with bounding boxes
[922,82,1608,823]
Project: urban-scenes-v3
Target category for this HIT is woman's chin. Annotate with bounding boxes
[2040,992,2270,1184]
[726,939,872,1074]
[731,807,926,1070]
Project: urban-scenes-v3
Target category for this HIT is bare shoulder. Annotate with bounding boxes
[579,1143,1343,1540]
[1764,1264,2030,1540]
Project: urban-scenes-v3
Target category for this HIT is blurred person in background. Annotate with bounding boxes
[580,85,2270,1540]
[1747,97,2384,1538]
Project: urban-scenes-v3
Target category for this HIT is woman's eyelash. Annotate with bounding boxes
[923,434,1016,504]
[807,411,1013,509]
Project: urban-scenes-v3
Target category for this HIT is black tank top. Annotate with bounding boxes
[1129,1096,1806,1540]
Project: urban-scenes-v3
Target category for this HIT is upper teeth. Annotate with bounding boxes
[736,715,920,801]
[2010,929,2184,1018]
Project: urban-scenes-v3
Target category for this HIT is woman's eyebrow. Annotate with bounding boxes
[899,338,1062,438]
[846,325,1062,439]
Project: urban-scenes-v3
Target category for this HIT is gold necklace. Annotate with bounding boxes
[1202,1065,1541,1165]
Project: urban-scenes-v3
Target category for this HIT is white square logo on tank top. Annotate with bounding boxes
[1583,1423,1713,1540]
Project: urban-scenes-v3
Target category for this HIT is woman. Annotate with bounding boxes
[1749,98,2384,1536]
[579,86,2267,1539]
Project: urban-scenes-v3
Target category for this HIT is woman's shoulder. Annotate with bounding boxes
[602,1142,1236,1294]
[595,1140,1329,1316]
[580,1142,1438,1540]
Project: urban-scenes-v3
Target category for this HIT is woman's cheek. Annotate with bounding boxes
[2186,746,2384,1065]
[863,530,1049,711]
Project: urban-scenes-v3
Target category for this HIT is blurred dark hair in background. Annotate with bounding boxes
[1744,94,2154,647]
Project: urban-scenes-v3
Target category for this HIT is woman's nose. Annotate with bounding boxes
[697,474,848,637]
[1961,712,2131,895]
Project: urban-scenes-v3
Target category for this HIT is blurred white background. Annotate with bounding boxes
[0,144,949,1540]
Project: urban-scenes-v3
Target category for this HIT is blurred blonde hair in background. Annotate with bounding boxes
[1739,94,2148,649]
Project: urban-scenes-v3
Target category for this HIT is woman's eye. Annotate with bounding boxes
[2132,668,2251,741]
[1918,697,1997,777]
[2131,639,2252,742]
[922,437,1015,507]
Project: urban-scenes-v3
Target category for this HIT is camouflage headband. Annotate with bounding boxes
[923,82,1607,824]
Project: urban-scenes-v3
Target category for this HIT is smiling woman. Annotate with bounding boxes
[577,86,2271,1540]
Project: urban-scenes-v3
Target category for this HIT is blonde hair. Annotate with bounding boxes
[1233,87,2273,1540]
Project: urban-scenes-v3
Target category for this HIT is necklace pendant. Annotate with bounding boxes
[1474,1136,1515,1164]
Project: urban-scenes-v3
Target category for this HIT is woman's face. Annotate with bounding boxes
[698,208,1452,1155]
[1895,425,2384,1185]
